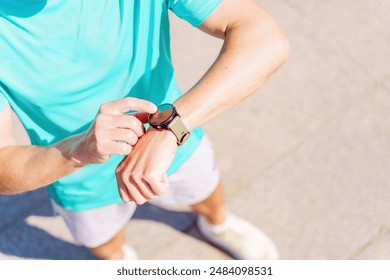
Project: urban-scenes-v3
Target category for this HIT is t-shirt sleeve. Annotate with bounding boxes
[0,91,8,112]
[167,0,224,27]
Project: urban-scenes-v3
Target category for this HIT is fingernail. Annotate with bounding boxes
[150,104,157,111]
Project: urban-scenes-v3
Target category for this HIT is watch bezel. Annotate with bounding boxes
[148,103,179,129]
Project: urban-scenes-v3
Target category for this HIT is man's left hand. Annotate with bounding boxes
[115,128,177,204]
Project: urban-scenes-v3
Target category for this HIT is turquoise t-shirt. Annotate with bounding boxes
[0,0,223,211]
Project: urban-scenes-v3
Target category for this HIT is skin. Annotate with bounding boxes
[0,0,290,259]
[0,98,156,194]
[115,0,290,204]
[0,0,290,197]
[90,182,226,260]
[95,0,290,259]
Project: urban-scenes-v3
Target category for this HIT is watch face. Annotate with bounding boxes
[149,103,174,125]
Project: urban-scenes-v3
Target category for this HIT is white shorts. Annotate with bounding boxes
[51,135,220,248]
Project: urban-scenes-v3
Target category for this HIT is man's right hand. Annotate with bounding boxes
[70,97,157,166]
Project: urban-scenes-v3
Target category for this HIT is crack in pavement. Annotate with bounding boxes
[348,225,390,259]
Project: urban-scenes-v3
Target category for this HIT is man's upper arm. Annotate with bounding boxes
[198,0,277,39]
[0,104,16,148]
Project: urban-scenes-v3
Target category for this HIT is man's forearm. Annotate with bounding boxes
[174,5,290,130]
[0,137,81,195]
[0,97,156,195]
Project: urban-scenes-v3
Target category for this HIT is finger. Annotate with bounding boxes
[110,115,145,137]
[116,178,132,202]
[162,174,169,186]
[126,182,148,205]
[105,141,132,155]
[146,173,169,196]
[131,176,156,199]
[117,170,146,204]
[116,164,133,202]
[109,129,138,146]
[100,98,157,115]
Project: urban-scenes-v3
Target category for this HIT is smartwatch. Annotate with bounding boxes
[148,103,190,146]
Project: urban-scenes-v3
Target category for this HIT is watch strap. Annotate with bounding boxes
[168,116,190,145]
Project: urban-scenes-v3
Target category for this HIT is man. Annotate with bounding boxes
[0,0,290,260]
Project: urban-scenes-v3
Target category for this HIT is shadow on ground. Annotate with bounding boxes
[0,189,204,260]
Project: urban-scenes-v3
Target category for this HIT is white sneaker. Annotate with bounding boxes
[197,212,279,260]
[122,244,138,260]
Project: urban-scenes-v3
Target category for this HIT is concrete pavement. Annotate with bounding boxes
[1,0,389,259]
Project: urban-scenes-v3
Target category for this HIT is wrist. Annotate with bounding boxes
[55,134,87,168]
[147,127,178,146]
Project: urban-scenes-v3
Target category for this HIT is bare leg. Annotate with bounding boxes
[88,182,226,259]
[191,181,226,225]
[88,227,126,260]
